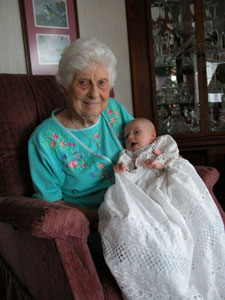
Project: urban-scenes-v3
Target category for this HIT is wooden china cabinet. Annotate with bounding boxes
[125,0,225,208]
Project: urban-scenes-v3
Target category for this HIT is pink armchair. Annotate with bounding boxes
[0,74,224,300]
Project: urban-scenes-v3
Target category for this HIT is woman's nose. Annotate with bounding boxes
[88,84,99,98]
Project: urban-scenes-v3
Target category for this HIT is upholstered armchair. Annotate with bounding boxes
[0,74,224,300]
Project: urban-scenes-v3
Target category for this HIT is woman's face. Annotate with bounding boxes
[67,62,111,124]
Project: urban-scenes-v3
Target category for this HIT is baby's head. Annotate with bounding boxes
[124,118,156,152]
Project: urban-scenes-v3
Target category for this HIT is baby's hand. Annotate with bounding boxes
[142,159,164,170]
[114,162,127,173]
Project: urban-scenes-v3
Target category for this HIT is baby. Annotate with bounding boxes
[114,117,178,173]
[98,118,225,300]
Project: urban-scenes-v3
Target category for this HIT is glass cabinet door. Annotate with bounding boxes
[203,0,225,131]
[150,0,200,134]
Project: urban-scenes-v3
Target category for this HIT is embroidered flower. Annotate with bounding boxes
[115,112,119,117]
[110,117,116,123]
[82,163,87,168]
[90,172,98,178]
[72,143,76,147]
[154,148,162,155]
[61,154,67,161]
[65,164,68,168]
[51,134,58,140]
[69,160,78,169]
[50,140,56,148]
[68,142,71,146]
[110,117,117,123]
[101,171,109,179]
[73,152,82,160]
[98,162,105,170]
[94,133,99,139]
[59,140,66,147]
[107,108,113,115]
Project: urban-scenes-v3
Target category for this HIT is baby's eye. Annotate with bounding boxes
[135,130,140,135]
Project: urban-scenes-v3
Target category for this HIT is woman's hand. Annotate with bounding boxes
[114,162,127,173]
[55,200,99,229]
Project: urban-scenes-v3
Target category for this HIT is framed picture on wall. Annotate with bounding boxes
[19,0,79,75]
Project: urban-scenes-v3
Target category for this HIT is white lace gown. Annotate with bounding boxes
[98,135,225,300]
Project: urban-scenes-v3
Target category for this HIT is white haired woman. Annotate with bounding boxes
[28,38,134,254]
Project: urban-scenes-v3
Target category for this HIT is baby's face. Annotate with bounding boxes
[124,120,156,152]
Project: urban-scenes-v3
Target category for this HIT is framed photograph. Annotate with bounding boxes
[19,0,79,75]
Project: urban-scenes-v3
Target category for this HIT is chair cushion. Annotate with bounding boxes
[0,74,65,196]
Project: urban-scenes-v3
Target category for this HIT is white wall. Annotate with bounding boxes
[0,0,133,114]
[0,0,27,73]
[77,0,133,114]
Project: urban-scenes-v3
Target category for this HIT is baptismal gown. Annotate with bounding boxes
[98,135,225,300]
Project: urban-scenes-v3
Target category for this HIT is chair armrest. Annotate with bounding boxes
[0,195,90,240]
[0,196,105,299]
[195,166,219,190]
[195,166,225,225]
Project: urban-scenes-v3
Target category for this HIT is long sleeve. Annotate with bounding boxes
[28,134,64,201]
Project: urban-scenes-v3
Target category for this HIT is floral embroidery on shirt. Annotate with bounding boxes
[73,152,82,160]
[107,108,113,115]
[90,172,98,178]
[61,154,67,161]
[69,160,78,169]
[50,140,56,148]
[110,117,117,123]
[43,128,68,152]
[41,127,113,182]
[51,133,58,140]
[78,129,102,146]
[101,171,109,179]
[104,103,125,145]
[98,162,105,169]
[59,140,66,147]
[101,171,114,184]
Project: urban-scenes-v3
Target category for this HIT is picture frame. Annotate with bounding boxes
[19,0,79,75]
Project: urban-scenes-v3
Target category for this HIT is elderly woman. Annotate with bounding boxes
[28,37,133,253]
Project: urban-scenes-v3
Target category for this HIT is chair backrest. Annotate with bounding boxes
[0,74,66,197]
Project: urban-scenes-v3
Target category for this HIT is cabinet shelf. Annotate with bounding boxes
[126,0,225,208]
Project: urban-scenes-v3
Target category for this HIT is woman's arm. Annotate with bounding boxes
[55,200,99,229]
